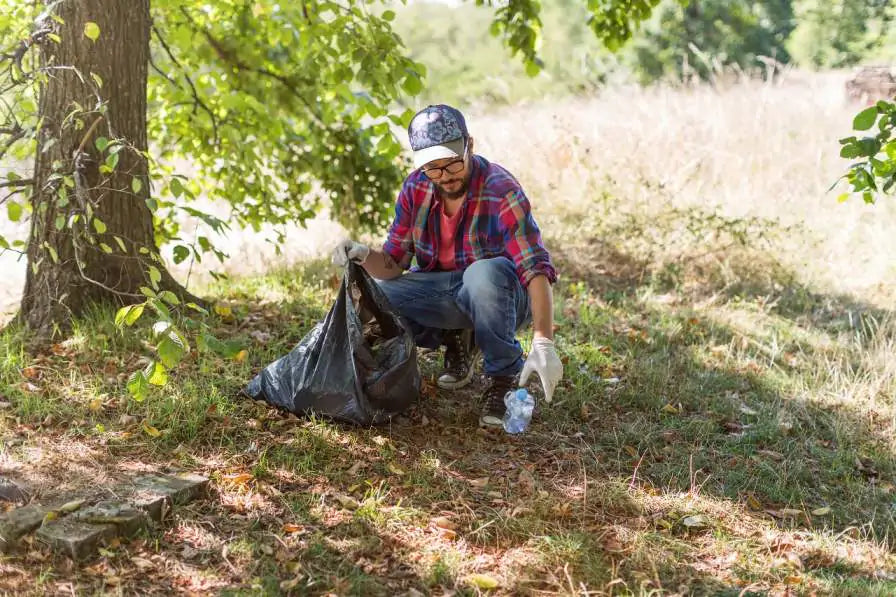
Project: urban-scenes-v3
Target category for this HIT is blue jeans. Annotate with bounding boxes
[377,257,531,377]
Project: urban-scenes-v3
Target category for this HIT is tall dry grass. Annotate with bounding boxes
[471,70,896,305]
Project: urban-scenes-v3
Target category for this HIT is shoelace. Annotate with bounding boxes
[447,331,467,371]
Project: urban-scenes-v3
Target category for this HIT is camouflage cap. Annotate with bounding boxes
[407,104,469,169]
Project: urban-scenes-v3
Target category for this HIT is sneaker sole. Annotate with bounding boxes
[437,366,476,390]
[436,349,480,390]
[479,414,504,427]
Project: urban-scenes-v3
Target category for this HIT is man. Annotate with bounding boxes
[333,104,562,427]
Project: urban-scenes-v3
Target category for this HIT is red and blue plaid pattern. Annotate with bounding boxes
[382,155,557,287]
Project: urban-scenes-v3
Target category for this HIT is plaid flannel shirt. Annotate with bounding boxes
[382,155,557,287]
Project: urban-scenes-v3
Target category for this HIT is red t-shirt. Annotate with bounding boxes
[437,203,463,270]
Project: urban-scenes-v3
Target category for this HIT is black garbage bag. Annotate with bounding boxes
[245,262,420,425]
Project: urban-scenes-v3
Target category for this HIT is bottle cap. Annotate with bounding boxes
[515,388,527,400]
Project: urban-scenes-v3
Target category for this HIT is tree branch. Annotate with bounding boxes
[0,178,33,190]
[151,23,219,145]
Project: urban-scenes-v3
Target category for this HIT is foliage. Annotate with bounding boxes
[627,0,795,83]
[838,101,896,202]
[787,0,894,68]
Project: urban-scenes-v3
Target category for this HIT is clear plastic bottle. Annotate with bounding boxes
[502,388,535,434]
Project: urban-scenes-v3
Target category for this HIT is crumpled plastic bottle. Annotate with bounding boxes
[502,388,535,434]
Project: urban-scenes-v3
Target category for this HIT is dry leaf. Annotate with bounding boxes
[386,463,406,476]
[740,405,759,416]
[59,499,85,513]
[431,516,457,531]
[757,449,784,461]
[746,493,763,511]
[88,397,103,412]
[779,508,803,517]
[623,445,639,458]
[21,367,39,380]
[465,573,500,589]
[811,507,832,516]
[233,350,248,363]
[680,515,710,530]
[660,403,679,415]
[437,527,457,540]
[280,578,301,591]
[282,523,304,534]
[335,494,360,510]
[220,472,254,486]
[347,461,364,476]
[141,422,161,437]
[468,477,489,488]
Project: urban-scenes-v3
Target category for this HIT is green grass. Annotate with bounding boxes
[2,204,896,595]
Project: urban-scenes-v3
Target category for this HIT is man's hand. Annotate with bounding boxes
[332,239,370,266]
[520,337,563,403]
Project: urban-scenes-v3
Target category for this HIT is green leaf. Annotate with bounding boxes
[381,9,395,21]
[157,333,186,368]
[144,361,168,386]
[402,72,423,96]
[172,245,190,264]
[92,218,107,234]
[99,243,114,254]
[84,21,100,41]
[95,137,109,152]
[525,60,541,77]
[157,290,180,305]
[131,176,142,194]
[114,303,145,327]
[7,202,22,222]
[853,106,879,131]
[105,152,119,171]
[114,236,127,252]
[169,177,184,199]
[148,265,162,290]
[127,370,148,401]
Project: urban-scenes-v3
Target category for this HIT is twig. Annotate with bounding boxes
[75,116,104,155]
[629,451,645,490]
[0,178,33,189]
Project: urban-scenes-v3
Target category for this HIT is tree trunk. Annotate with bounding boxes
[19,0,197,340]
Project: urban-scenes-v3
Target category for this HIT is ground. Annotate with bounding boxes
[2,75,896,595]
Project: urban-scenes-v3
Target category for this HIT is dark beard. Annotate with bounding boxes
[435,173,471,199]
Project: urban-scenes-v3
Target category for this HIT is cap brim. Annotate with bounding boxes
[413,138,465,169]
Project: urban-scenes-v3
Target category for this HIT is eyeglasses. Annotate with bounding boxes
[422,143,468,180]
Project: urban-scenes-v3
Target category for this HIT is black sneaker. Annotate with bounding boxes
[479,375,516,428]
[437,329,479,390]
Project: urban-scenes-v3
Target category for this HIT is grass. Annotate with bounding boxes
[3,73,896,594]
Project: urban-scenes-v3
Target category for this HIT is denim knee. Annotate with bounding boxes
[461,257,518,302]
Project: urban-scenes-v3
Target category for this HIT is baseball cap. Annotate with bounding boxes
[407,104,469,169]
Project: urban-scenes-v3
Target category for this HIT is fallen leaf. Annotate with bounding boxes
[779,508,803,517]
[660,403,679,415]
[811,506,831,516]
[88,398,103,412]
[43,511,58,524]
[282,523,304,534]
[220,472,254,486]
[680,514,710,530]
[465,573,500,589]
[623,445,639,458]
[757,449,784,461]
[233,349,248,363]
[431,516,457,531]
[387,463,406,476]
[141,422,161,437]
[21,367,39,380]
[437,527,457,540]
[347,461,364,476]
[746,493,763,511]
[58,499,85,513]
[335,494,359,510]
[280,578,301,591]
[468,477,489,488]
[740,405,759,416]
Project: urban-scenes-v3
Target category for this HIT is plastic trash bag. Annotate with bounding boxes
[245,262,420,425]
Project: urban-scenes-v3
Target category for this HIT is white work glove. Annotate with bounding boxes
[332,239,370,266]
[520,337,563,403]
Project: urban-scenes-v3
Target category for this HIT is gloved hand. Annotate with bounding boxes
[332,239,370,266]
[519,337,563,403]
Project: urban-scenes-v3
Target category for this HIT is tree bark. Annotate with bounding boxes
[19,0,198,340]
